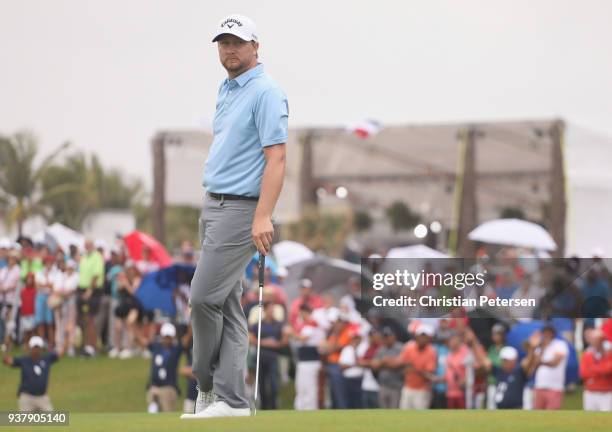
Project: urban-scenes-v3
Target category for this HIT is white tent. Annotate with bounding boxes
[565,125,612,257]
[45,223,85,252]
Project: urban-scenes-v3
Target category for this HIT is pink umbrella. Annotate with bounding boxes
[123,230,173,268]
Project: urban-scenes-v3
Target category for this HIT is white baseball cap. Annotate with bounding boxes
[499,346,519,361]
[160,323,176,338]
[212,14,258,43]
[415,324,435,337]
[29,336,45,348]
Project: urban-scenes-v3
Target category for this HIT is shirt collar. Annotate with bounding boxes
[226,63,264,87]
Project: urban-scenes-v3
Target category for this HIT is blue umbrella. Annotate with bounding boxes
[245,252,279,282]
[135,263,196,316]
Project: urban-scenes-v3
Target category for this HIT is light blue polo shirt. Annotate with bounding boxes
[203,63,288,197]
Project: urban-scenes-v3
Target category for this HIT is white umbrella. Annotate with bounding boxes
[386,244,449,259]
[272,240,314,268]
[468,218,557,251]
[45,222,85,252]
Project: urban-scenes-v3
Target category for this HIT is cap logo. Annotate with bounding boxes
[221,18,243,29]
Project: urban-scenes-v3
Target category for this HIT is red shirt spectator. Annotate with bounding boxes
[289,279,323,329]
[20,278,36,316]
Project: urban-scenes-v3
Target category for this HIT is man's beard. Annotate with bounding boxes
[223,58,248,73]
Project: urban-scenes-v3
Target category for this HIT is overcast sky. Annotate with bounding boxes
[1,0,611,188]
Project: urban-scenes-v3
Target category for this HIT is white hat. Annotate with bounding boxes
[0,237,11,249]
[415,324,435,337]
[499,346,519,361]
[94,239,107,250]
[299,278,313,288]
[160,323,176,338]
[29,336,45,348]
[212,14,258,43]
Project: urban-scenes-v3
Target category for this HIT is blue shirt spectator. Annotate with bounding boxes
[148,342,182,390]
[10,352,58,396]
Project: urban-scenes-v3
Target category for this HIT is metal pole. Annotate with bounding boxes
[253,253,265,415]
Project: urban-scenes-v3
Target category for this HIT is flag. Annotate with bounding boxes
[346,119,381,138]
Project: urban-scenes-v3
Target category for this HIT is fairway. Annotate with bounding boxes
[4,410,612,432]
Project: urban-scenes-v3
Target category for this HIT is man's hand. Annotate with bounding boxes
[252,214,274,255]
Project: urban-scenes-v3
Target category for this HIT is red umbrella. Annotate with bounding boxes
[123,230,173,268]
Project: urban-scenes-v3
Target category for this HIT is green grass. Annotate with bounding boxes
[0,353,607,432]
[4,410,612,432]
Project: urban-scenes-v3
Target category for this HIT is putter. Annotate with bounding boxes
[253,252,265,416]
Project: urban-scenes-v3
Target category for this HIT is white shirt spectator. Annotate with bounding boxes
[311,306,339,331]
[0,263,21,304]
[36,268,58,295]
[299,324,326,347]
[535,339,569,391]
[358,340,380,392]
[53,271,79,295]
[339,344,364,378]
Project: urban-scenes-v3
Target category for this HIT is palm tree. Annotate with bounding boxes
[41,153,143,229]
[0,131,70,236]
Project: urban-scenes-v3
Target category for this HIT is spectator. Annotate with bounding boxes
[579,328,612,411]
[445,332,469,409]
[311,294,340,332]
[136,246,160,276]
[358,328,381,408]
[20,247,42,282]
[2,336,59,412]
[179,240,195,265]
[249,301,289,410]
[179,326,198,414]
[290,303,325,410]
[1,251,21,343]
[35,256,56,349]
[340,277,370,315]
[52,260,78,356]
[487,344,538,409]
[431,328,450,409]
[0,238,10,269]
[145,323,184,413]
[511,275,544,321]
[106,248,125,357]
[390,324,437,410]
[77,239,105,357]
[581,269,611,323]
[339,331,364,408]
[533,325,569,410]
[371,327,404,409]
[486,323,507,409]
[289,279,323,329]
[321,311,353,408]
[19,273,37,348]
[113,267,142,359]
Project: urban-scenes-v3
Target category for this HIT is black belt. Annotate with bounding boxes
[208,192,259,201]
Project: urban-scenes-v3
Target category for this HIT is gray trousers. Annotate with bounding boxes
[190,195,257,409]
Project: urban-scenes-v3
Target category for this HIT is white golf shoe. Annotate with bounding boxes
[180,401,250,419]
[194,388,216,414]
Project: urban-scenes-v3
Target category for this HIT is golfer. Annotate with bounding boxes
[181,13,288,419]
